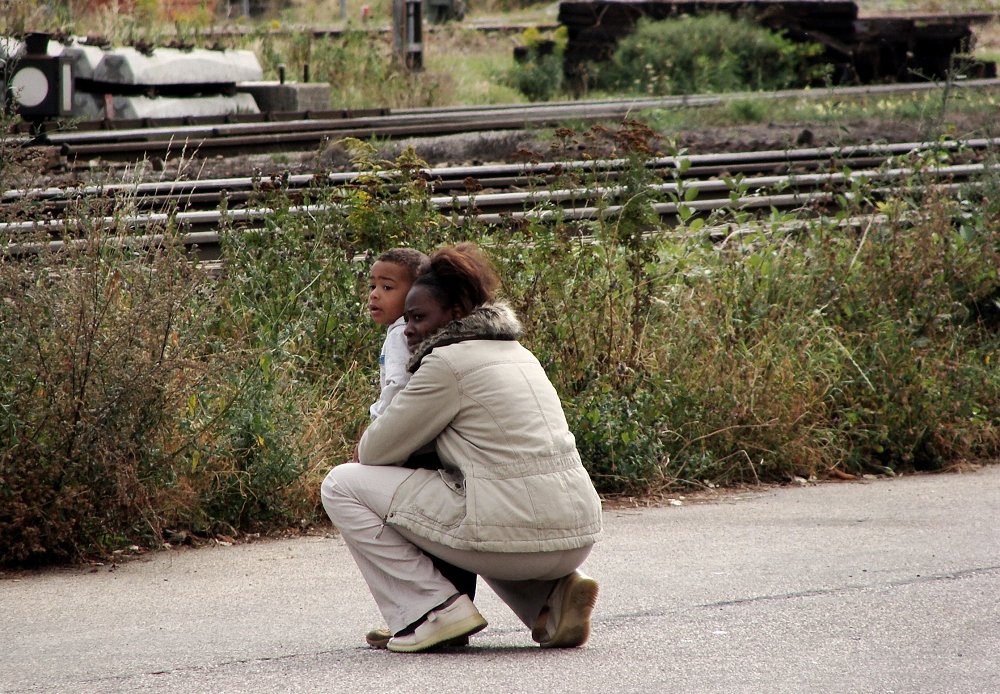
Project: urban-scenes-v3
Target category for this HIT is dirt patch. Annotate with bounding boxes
[36,108,1000,187]
[665,112,1000,154]
[193,109,1000,180]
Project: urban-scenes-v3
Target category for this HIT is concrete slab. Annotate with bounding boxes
[105,92,260,119]
[69,91,105,119]
[59,42,109,80]
[92,47,263,85]
[237,81,332,112]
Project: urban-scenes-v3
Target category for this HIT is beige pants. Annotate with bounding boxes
[321,462,593,634]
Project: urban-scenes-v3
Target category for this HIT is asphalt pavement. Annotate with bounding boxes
[3,466,999,694]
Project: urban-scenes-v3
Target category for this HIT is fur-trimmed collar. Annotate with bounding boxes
[407,302,523,373]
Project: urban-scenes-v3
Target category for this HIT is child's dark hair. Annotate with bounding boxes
[414,242,499,316]
[377,248,429,282]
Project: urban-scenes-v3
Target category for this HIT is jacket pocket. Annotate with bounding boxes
[390,468,467,530]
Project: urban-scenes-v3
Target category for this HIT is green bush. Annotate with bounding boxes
[595,13,830,96]
[506,27,568,102]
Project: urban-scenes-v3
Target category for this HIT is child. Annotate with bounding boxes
[367,248,428,420]
[362,247,477,648]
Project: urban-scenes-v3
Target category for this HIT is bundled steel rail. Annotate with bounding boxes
[15,79,1000,167]
[3,139,993,261]
[4,136,996,215]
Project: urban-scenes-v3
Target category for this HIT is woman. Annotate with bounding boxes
[321,242,602,653]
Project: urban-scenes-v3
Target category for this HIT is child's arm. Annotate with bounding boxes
[369,323,411,419]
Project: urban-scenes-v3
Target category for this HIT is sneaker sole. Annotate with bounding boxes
[365,631,391,649]
[540,575,599,648]
[530,607,551,644]
[368,633,471,650]
[386,615,487,653]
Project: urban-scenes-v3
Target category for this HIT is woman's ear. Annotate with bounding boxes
[450,304,467,321]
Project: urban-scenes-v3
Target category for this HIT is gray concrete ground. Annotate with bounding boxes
[3,466,999,694]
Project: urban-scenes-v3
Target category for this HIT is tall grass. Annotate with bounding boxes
[3,124,999,566]
[485,125,1000,492]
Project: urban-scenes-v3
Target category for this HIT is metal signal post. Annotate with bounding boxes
[392,0,423,70]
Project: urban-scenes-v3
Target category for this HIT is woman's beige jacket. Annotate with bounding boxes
[357,303,603,553]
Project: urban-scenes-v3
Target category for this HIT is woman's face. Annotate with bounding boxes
[403,284,462,351]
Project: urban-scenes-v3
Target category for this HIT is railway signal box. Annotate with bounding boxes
[6,33,74,119]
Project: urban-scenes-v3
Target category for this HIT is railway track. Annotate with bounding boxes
[4,136,995,216]
[3,137,993,261]
[17,78,1000,167]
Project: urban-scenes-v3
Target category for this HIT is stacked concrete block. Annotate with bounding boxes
[92,46,263,86]
[105,92,260,119]
[3,34,272,120]
[0,37,21,110]
[0,35,23,61]
[237,80,332,113]
[56,43,108,117]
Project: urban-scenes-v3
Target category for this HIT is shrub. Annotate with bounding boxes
[0,219,318,565]
[651,178,1000,480]
[506,27,568,102]
[491,126,999,489]
[595,13,830,96]
[0,224,223,564]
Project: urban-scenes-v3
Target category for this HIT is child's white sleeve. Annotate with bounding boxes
[369,321,411,419]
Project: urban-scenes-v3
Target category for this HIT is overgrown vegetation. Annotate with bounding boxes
[252,28,458,109]
[504,26,567,102]
[492,125,1000,491]
[3,123,999,566]
[636,86,1000,142]
[3,0,1000,567]
[591,14,830,97]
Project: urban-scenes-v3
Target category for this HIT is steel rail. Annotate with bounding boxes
[5,136,996,214]
[3,161,989,260]
[3,161,985,228]
[19,78,1000,164]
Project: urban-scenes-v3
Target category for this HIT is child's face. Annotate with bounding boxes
[403,284,462,351]
[368,260,411,327]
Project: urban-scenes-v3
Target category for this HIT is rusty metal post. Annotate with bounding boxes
[392,0,423,70]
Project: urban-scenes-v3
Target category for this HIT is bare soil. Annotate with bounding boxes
[32,108,1000,188]
[187,109,1000,181]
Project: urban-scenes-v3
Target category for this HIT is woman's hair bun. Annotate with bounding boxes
[418,242,499,315]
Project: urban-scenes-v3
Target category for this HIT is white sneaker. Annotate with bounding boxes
[387,595,487,653]
[531,571,599,648]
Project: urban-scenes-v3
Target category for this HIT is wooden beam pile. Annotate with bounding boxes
[851,14,990,83]
[557,0,996,86]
